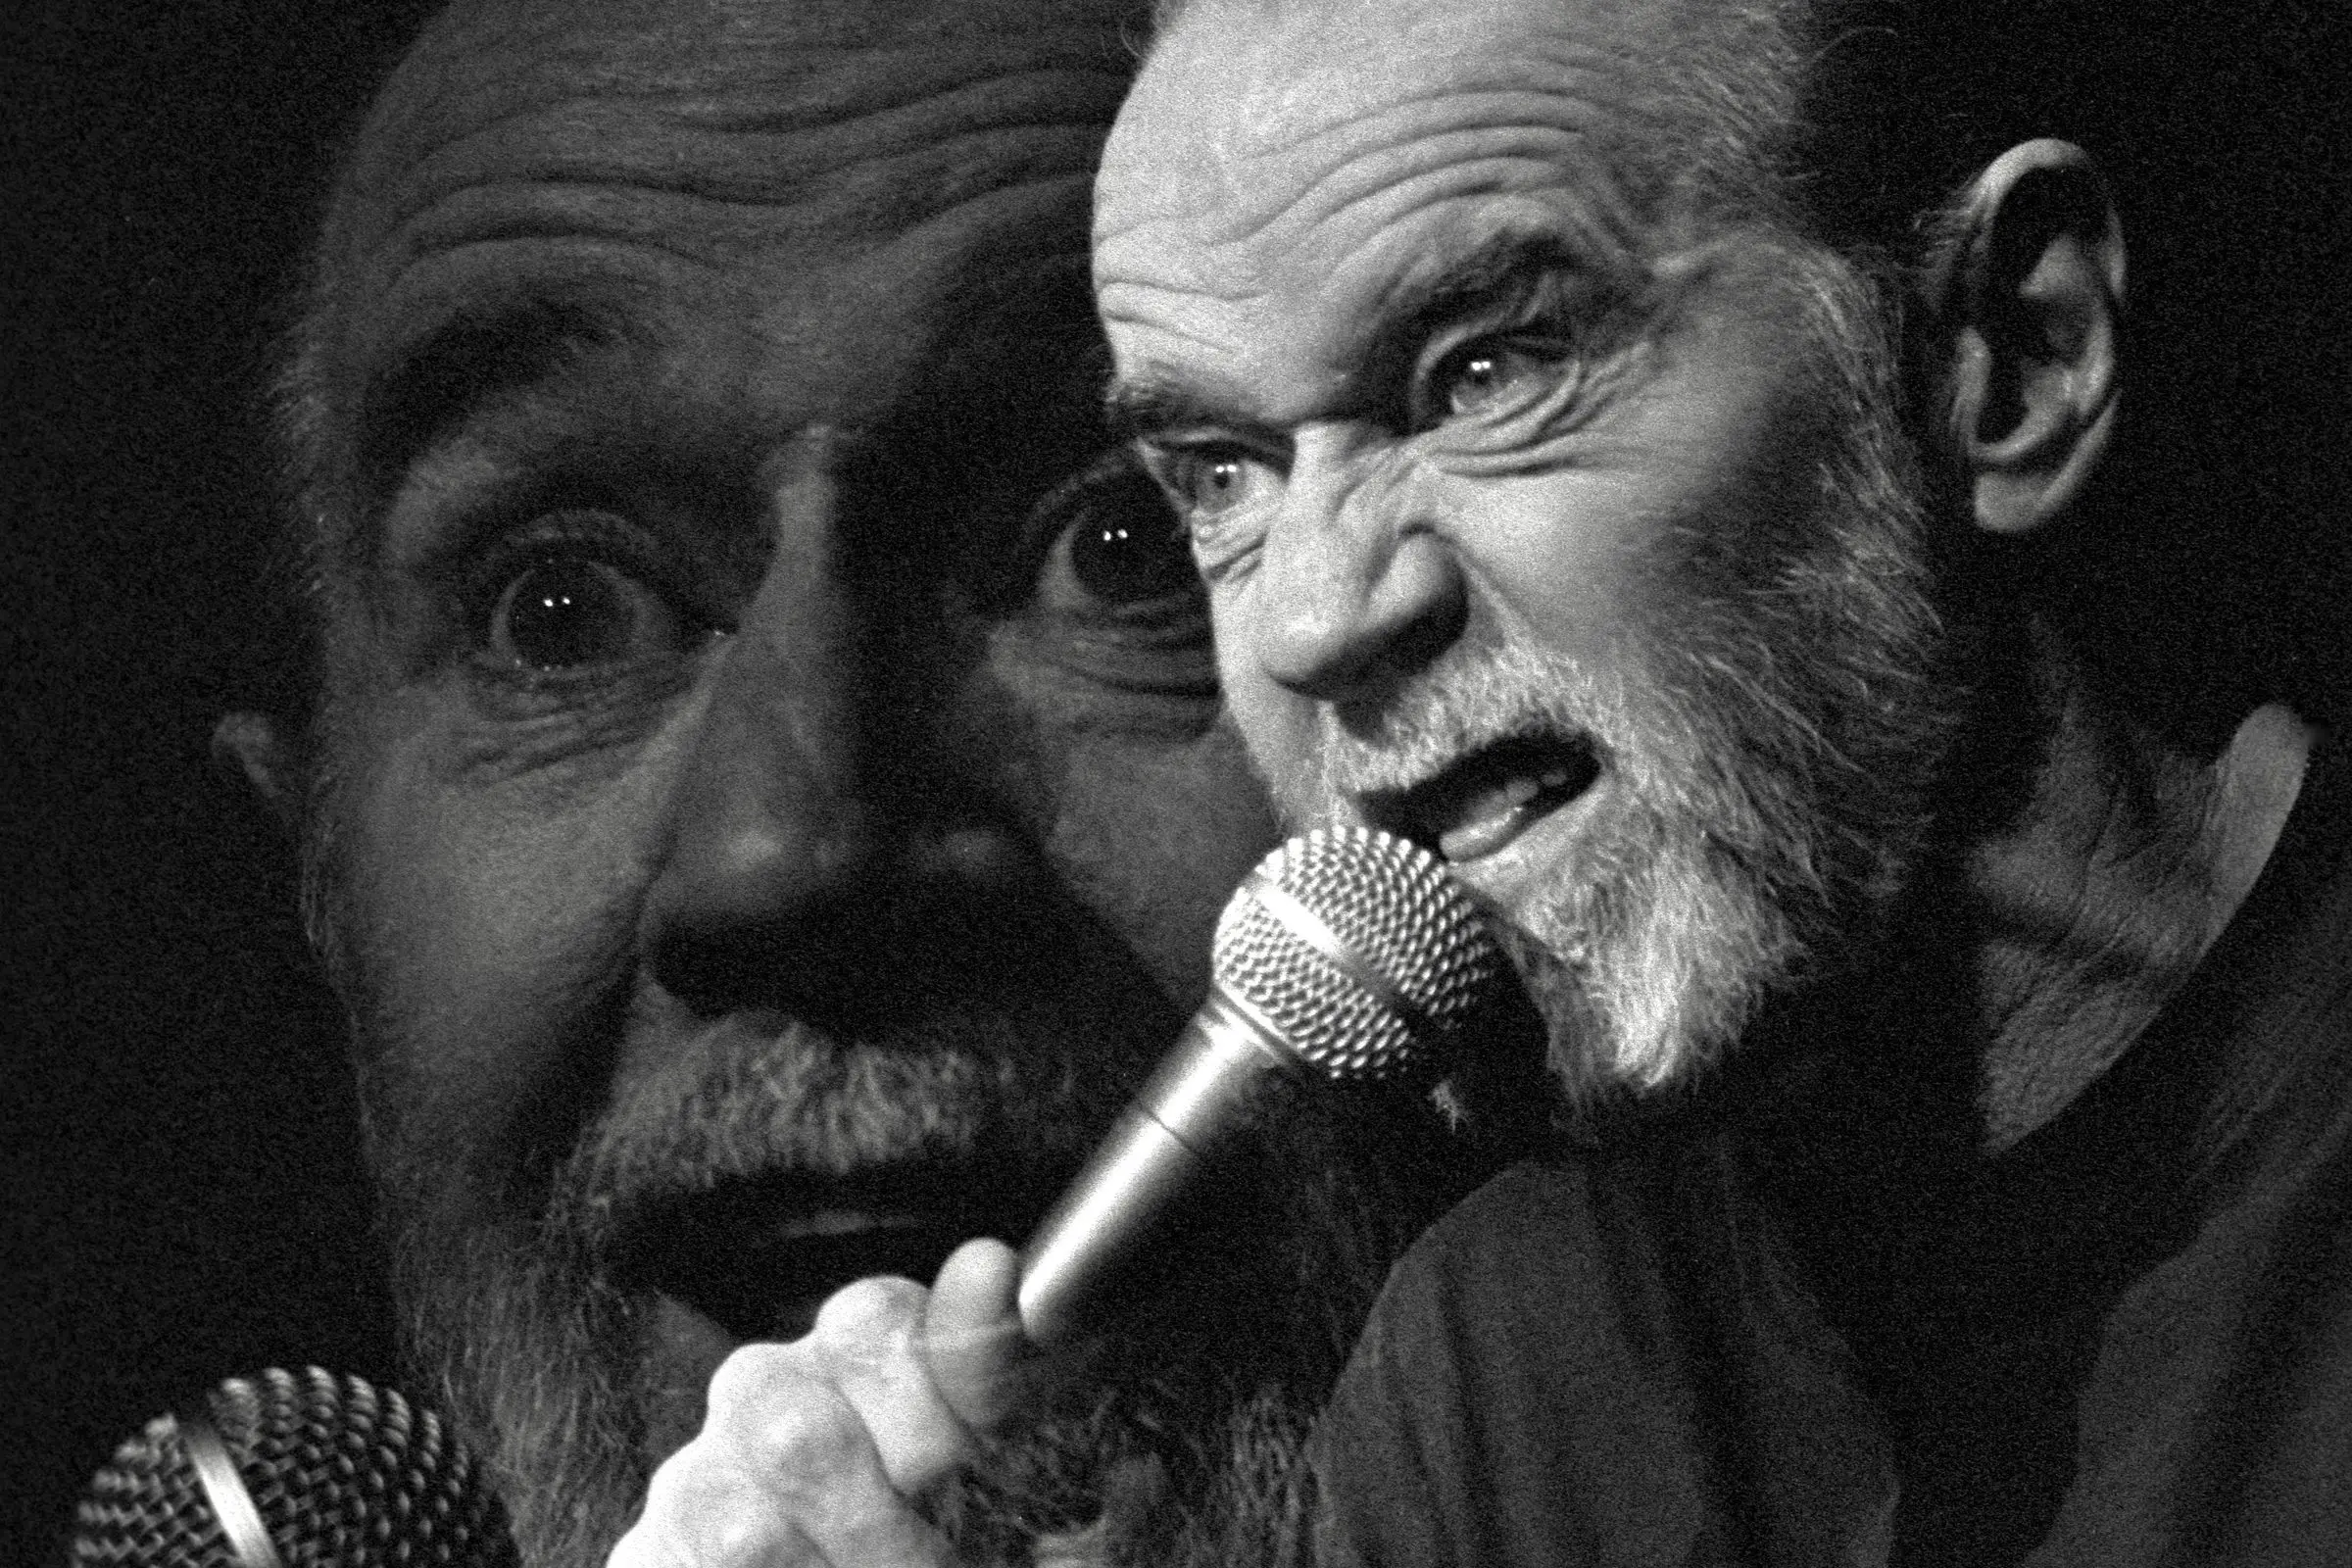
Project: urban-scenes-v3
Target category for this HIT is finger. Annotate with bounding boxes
[922,1238,1031,1432]
[606,1440,826,1568]
[808,1276,977,1493]
[606,1342,956,1568]
[759,1381,960,1568]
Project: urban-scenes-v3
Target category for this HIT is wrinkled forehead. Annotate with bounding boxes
[1101,0,1749,234]
[322,0,1136,299]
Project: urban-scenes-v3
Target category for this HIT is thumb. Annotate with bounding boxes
[923,1239,1036,1433]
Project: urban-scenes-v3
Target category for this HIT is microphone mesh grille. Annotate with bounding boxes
[72,1367,516,1568]
[71,1413,234,1568]
[1213,825,1504,1081]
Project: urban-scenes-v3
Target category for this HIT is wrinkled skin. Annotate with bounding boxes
[303,0,2310,1561]
[1094,0,1954,1098]
[1078,5,2322,1556]
[588,0,1956,1555]
[222,0,1455,1557]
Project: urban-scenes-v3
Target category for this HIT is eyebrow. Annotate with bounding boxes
[357,290,631,488]
[1104,376,1288,446]
[1103,226,1606,442]
[1376,226,1595,339]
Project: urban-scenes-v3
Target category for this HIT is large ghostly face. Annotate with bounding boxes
[285,0,1304,1556]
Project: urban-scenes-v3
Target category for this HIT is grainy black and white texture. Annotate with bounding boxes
[6,0,2344,1560]
[72,1368,516,1568]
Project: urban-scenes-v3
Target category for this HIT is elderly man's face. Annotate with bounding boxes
[288,0,1284,1555]
[1097,0,1956,1098]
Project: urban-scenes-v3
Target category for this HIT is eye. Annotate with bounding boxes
[1067,511,1199,608]
[1154,444,1279,522]
[1034,460,1202,621]
[1425,335,1570,422]
[483,552,686,670]
[1017,453,1215,701]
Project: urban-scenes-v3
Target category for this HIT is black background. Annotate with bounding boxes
[4,1,2345,1560]
[6,4,437,1557]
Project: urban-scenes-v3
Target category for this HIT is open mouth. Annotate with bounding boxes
[615,1163,1061,1344]
[1361,731,1600,864]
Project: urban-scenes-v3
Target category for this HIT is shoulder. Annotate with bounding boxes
[1308,1152,1738,1567]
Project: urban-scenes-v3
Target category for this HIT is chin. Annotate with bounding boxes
[1503,832,1808,1103]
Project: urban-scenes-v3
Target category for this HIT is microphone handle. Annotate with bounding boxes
[1016,986,1298,1346]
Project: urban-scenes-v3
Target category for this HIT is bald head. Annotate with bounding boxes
[1120,0,2086,271]
[1104,0,1807,260]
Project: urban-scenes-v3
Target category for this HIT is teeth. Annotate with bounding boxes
[1431,766,1590,863]
[1437,800,1542,863]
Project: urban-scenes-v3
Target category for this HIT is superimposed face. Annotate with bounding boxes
[1097,0,1956,1099]
[293,0,1291,1556]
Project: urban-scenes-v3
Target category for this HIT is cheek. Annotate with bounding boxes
[1039,724,1277,1004]
[1452,468,1675,662]
[332,707,674,1208]
[1448,346,1819,660]
[1210,593,1330,824]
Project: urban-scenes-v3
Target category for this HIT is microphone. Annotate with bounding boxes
[1017,824,1506,1345]
[70,1367,517,1568]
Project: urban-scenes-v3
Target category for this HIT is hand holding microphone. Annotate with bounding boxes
[604,825,1510,1565]
[77,828,1505,1567]
[597,825,1510,1566]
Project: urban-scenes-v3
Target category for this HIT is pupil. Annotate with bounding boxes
[503,557,631,668]
[1071,514,1198,607]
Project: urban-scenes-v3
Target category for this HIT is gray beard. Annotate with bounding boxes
[375,1031,1444,1567]
[319,233,1949,1568]
[392,1216,645,1568]
[1282,240,1959,1109]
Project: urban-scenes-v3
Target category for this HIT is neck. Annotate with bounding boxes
[1956,642,2313,1151]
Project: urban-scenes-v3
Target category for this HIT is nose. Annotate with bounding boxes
[640,435,1019,1022]
[1247,442,1467,708]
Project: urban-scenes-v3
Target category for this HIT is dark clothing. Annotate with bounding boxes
[1312,743,2352,1566]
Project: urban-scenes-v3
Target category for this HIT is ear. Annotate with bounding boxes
[214,710,305,830]
[1920,139,2125,536]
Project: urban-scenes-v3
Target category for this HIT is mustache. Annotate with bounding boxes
[387,979,1484,1566]
[1308,647,1623,798]
[550,986,1114,1255]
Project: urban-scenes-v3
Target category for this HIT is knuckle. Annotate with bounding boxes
[749,1394,871,1485]
[705,1341,813,1424]
[698,1340,892,1494]
[811,1274,925,1342]
[630,1435,834,1566]
[695,1507,806,1566]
